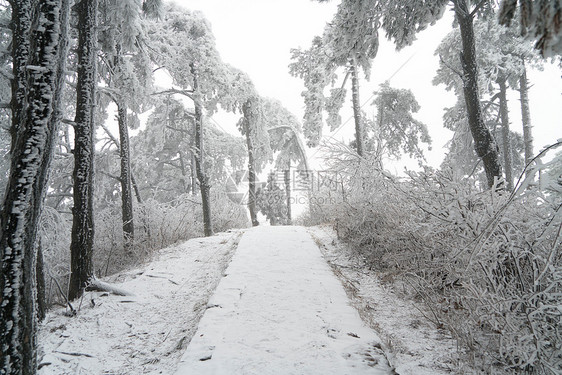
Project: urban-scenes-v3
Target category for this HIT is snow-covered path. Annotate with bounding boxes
[175,226,394,375]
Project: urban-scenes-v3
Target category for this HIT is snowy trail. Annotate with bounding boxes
[175,226,394,375]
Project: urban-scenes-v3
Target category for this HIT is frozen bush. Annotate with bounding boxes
[304,142,562,374]
[40,189,248,307]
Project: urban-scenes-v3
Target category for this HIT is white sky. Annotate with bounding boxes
[169,0,562,171]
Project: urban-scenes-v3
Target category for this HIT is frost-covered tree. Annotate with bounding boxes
[97,0,157,252]
[376,0,503,188]
[256,171,288,226]
[290,0,379,156]
[322,0,379,156]
[498,0,562,56]
[1,0,70,372]
[263,97,308,224]
[146,5,244,236]
[0,5,10,198]
[239,96,269,226]
[434,14,539,189]
[369,81,431,166]
[130,97,245,202]
[218,66,271,227]
[289,37,331,147]
[68,0,99,301]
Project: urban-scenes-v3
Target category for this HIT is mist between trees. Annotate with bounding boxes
[0,0,561,374]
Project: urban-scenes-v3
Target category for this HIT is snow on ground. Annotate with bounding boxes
[175,225,394,375]
[38,230,243,375]
[37,224,459,374]
[308,225,459,375]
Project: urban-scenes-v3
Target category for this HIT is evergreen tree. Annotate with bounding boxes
[1,0,69,372]
[256,172,288,226]
[369,81,431,166]
[68,0,99,301]
[146,5,248,235]
[290,0,379,155]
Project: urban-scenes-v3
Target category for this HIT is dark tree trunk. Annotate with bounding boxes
[1,1,66,373]
[191,152,198,195]
[519,61,534,175]
[69,0,98,301]
[242,99,259,227]
[284,162,292,225]
[498,78,513,191]
[190,63,213,237]
[454,0,503,188]
[35,240,47,322]
[130,173,143,204]
[350,57,364,157]
[35,0,71,320]
[117,101,134,253]
[8,0,31,153]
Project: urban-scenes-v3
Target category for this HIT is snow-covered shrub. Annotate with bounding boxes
[39,207,72,307]
[308,143,413,269]
[305,142,562,374]
[94,190,248,277]
[211,189,250,232]
[395,169,561,374]
[40,190,248,306]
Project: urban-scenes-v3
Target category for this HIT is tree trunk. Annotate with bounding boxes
[350,57,364,157]
[191,152,198,195]
[1,1,66,373]
[454,0,503,188]
[498,78,513,191]
[117,100,134,253]
[130,173,143,204]
[8,0,31,154]
[519,61,534,175]
[285,162,292,225]
[242,99,259,227]
[69,0,98,301]
[35,239,47,322]
[190,63,213,236]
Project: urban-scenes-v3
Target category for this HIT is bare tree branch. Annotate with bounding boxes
[439,54,463,78]
[152,88,195,101]
[470,0,489,18]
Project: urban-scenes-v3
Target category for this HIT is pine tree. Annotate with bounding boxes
[68,0,99,301]
[290,0,379,155]
[370,81,431,165]
[1,0,69,372]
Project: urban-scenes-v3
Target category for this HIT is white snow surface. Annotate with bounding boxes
[175,225,393,374]
[38,225,459,374]
[38,230,243,374]
[308,225,458,374]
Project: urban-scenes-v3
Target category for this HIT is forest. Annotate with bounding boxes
[0,0,561,374]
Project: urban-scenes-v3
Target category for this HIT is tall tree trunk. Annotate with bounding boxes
[242,98,259,227]
[190,63,213,236]
[8,0,31,153]
[1,1,66,373]
[350,57,364,157]
[35,239,47,322]
[498,78,513,191]
[285,162,292,225]
[130,173,143,204]
[454,0,503,188]
[117,101,134,253]
[69,0,98,301]
[519,61,534,175]
[191,152,198,195]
